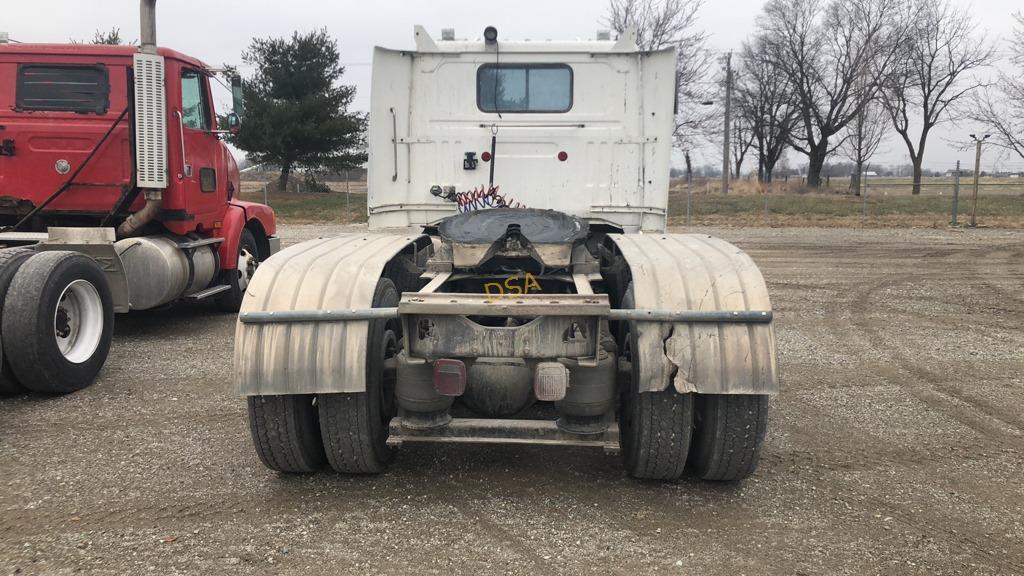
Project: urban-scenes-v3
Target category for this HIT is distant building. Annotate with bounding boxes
[945,169,973,177]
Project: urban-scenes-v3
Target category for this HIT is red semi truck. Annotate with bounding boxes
[0,1,277,395]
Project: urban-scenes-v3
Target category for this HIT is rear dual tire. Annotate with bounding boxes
[0,248,35,396]
[620,389,768,483]
[246,278,400,474]
[618,282,769,482]
[2,251,114,395]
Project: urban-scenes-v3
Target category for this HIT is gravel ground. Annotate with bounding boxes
[2,224,1023,575]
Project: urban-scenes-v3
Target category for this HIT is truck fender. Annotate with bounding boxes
[234,233,426,396]
[609,233,778,395]
[219,202,278,269]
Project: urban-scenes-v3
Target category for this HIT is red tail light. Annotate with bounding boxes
[481,151,492,162]
[557,151,568,162]
[433,359,467,396]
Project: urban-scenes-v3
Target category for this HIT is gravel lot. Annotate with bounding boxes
[2,224,1022,575]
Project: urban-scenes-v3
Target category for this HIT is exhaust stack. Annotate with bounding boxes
[140,0,157,54]
[124,0,166,237]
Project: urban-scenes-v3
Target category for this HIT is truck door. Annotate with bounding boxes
[175,67,224,225]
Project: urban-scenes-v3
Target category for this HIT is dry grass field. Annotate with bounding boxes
[669,177,1024,228]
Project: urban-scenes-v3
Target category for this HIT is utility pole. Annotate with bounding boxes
[951,160,960,226]
[969,134,990,227]
[345,169,351,213]
[721,51,732,195]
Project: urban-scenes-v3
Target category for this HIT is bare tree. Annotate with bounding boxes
[879,0,992,194]
[736,36,798,184]
[971,13,1024,160]
[730,118,755,179]
[606,0,715,151]
[758,0,901,188]
[841,97,888,195]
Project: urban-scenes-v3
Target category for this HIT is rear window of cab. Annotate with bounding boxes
[14,63,110,114]
[477,64,572,113]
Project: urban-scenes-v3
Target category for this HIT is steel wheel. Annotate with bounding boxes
[236,246,259,293]
[54,279,105,364]
[217,229,261,312]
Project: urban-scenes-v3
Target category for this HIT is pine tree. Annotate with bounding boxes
[230,30,366,191]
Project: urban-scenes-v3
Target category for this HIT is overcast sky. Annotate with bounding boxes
[4,0,1022,171]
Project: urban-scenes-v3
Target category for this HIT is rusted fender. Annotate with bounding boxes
[234,233,425,396]
[609,233,779,395]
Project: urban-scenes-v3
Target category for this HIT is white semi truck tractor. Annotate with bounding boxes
[234,26,778,482]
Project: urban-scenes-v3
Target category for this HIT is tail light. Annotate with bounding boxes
[433,359,467,396]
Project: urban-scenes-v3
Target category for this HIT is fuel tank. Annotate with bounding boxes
[115,235,217,310]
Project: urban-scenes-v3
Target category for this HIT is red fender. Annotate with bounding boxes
[218,201,277,269]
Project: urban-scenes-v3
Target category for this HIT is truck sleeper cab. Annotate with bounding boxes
[235,27,777,483]
[0,30,277,396]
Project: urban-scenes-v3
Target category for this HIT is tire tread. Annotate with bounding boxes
[0,248,34,396]
[691,394,769,481]
[247,395,325,473]
[631,390,693,481]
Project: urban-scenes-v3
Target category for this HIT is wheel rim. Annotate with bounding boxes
[237,247,259,292]
[54,279,104,364]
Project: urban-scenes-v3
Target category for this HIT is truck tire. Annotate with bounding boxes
[688,394,769,482]
[247,395,326,473]
[318,278,400,474]
[2,252,114,395]
[216,228,259,312]
[0,248,35,396]
[618,283,694,481]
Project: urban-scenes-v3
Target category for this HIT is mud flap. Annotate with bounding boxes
[610,233,778,395]
[234,233,425,396]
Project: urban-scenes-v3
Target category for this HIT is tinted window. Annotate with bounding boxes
[15,64,110,114]
[478,65,572,113]
[181,70,210,130]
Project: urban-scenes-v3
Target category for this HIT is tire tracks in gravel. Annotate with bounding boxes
[777,377,1024,574]
[850,277,1024,444]
[0,493,257,538]
[767,241,1024,574]
[809,262,1024,572]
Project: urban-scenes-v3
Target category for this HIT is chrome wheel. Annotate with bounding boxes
[237,247,259,292]
[54,279,104,364]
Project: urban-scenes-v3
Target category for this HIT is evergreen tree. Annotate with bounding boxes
[230,30,365,191]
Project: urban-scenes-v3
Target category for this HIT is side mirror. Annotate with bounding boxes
[225,112,241,134]
[231,75,244,114]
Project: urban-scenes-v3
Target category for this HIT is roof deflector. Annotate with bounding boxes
[414,25,439,52]
[613,26,638,51]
